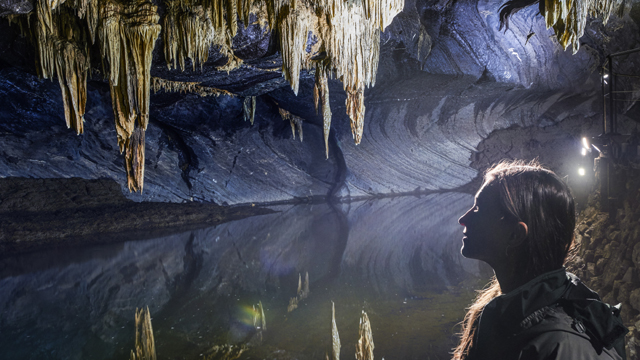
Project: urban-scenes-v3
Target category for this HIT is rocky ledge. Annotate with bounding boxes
[0,177,272,254]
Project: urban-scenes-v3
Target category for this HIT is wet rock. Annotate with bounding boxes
[584,250,595,263]
[623,268,638,284]
[596,258,606,277]
[630,288,640,312]
[587,262,597,277]
[0,0,32,16]
[632,242,640,267]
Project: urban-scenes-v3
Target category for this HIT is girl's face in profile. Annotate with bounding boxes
[458,183,515,268]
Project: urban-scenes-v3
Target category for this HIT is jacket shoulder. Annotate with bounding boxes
[516,307,623,360]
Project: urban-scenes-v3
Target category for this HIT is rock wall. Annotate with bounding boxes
[0,1,639,204]
[570,164,640,359]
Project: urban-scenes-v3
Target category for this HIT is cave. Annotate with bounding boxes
[1,0,640,359]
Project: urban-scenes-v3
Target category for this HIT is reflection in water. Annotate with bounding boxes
[0,193,490,360]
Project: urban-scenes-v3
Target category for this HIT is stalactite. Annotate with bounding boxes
[303,271,309,297]
[279,2,313,95]
[346,88,365,144]
[541,0,623,53]
[243,96,256,124]
[355,311,374,360]
[252,301,266,330]
[288,271,309,312]
[204,345,248,360]
[259,301,266,330]
[74,0,99,43]
[130,307,157,360]
[314,60,332,158]
[98,0,161,192]
[35,0,90,135]
[288,296,298,312]
[16,0,405,193]
[297,271,309,299]
[279,108,304,142]
[331,301,341,360]
[151,77,234,97]
[163,0,215,71]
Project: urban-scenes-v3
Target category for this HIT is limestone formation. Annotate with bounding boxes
[501,0,625,53]
[253,300,266,331]
[99,0,161,192]
[130,307,157,360]
[243,96,256,124]
[331,301,341,360]
[163,0,215,71]
[288,271,310,312]
[314,60,332,158]
[279,107,304,142]
[356,310,374,360]
[4,0,406,192]
[152,77,234,97]
[35,0,91,135]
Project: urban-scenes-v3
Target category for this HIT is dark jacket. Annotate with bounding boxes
[468,268,628,360]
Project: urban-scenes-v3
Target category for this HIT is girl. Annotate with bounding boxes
[454,160,627,360]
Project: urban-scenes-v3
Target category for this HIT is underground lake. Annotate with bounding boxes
[0,193,491,360]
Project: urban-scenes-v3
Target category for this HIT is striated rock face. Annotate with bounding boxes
[0,1,639,204]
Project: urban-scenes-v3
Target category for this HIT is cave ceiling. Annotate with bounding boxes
[0,0,639,205]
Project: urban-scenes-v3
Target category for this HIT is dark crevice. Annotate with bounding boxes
[327,128,348,200]
[153,120,200,191]
[225,150,242,188]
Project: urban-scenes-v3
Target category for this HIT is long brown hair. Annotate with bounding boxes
[452,159,576,360]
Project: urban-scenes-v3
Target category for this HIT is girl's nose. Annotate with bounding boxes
[458,211,469,226]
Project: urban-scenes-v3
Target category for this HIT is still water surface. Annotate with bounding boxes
[0,193,490,360]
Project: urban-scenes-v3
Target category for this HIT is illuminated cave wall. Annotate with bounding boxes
[0,0,639,204]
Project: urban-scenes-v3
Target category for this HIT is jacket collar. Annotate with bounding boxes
[479,268,627,352]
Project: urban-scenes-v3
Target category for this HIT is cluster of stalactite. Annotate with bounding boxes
[501,0,625,54]
[130,307,157,360]
[287,272,310,312]
[10,0,404,192]
[152,76,234,97]
[274,0,403,149]
[35,0,94,135]
[279,108,304,142]
[355,311,374,360]
[99,0,161,192]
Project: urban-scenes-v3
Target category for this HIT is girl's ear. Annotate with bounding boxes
[513,221,528,243]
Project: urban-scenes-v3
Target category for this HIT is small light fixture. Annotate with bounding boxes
[603,74,609,79]
[581,148,587,156]
[578,168,586,176]
[582,137,589,149]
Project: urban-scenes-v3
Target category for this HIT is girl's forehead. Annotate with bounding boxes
[475,183,501,206]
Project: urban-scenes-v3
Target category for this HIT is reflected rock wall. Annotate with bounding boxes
[0,193,480,359]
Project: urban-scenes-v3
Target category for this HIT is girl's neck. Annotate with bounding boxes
[492,263,528,294]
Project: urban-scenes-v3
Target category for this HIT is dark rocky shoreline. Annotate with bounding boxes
[0,177,273,255]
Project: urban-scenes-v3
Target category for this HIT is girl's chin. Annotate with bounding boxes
[460,241,480,260]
